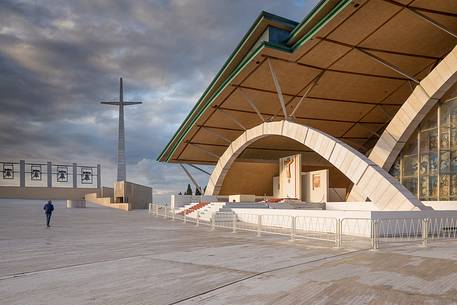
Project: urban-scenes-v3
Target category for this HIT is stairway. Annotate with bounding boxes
[175,202,201,214]
[178,202,209,216]
[187,202,227,221]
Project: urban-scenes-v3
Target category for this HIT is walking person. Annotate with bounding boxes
[43,200,54,227]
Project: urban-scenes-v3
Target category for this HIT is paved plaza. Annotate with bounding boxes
[1,199,457,305]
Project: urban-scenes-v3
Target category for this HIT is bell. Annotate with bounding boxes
[5,170,11,177]
[33,170,39,178]
[59,172,66,179]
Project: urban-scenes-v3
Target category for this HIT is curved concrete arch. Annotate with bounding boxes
[205,120,427,211]
[349,45,457,201]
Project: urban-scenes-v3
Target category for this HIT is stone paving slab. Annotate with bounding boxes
[1,199,457,304]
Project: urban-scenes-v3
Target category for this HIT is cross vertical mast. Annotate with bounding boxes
[117,77,126,181]
[101,78,142,182]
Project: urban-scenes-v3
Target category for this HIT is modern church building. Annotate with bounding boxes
[159,0,457,212]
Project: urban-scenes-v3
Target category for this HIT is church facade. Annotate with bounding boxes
[159,0,457,211]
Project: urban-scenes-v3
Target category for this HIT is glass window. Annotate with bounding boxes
[403,155,417,178]
[429,176,438,200]
[451,174,457,200]
[389,157,400,180]
[387,100,457,202]
[419,176,428,200]
[403,178,417,196]
[440,175,450,199]
[419,154,428,176]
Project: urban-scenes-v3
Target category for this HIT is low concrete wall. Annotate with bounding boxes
[231,207,371,219]
[326,202,380,211]
[170,195,226,209]
[66,200,86,208]
[85,193,130,211]
[423,201,457,210]
[326,201,457,211]
[232,207,457,220]
[231,208,457,237]
[115,181,151,209]
[101,187,114,198]
[0,186,100,200]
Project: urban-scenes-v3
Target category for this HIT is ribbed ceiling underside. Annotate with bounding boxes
[161,0,457,165]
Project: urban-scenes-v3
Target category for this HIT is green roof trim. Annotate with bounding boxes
[158,0,353,162]
[286,0,333,44]
[292,0,351,49]
[163,42,267,162]
[157,11,297,161]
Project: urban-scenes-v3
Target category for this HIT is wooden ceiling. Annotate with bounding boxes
[160,0,457,165]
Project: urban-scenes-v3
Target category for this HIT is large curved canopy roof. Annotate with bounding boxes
[158,0,457,164]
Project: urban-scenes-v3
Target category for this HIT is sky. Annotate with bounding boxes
[0,0,318,200]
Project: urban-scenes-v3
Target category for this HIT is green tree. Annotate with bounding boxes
[184,183,193,195]
[195,187,201,196]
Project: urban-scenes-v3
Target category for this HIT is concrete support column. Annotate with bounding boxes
[97,164,101,189]
[72,163,77,188]
[19,160,25,188]
[47,161,52,188]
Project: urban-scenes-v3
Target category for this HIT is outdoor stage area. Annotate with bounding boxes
[2,199,457,305]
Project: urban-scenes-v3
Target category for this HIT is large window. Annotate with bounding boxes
[390,98,457,201]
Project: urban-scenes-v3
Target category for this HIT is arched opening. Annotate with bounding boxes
[205,120,425,211]
[218,135,351,200]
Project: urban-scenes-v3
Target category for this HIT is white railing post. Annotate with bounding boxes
[211,212,216,231]
[290,216,296,241]
[371,219,379,250]
[163,206,167,218]
[172,208,175,221]
[196,211,200,227]
[422,218,429,247]
[335,219,342,248]
[148,203,152,215]
[183,211,187,223]
[257,215,262,237]
[155,204,159,217]
[232,213,237,233]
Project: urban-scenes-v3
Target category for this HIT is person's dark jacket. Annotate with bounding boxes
[43,203,54,214]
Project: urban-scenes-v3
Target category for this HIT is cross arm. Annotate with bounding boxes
[123,102,142,105]
[100,102,120,105]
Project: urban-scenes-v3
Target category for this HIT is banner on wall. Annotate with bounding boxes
[30,164,42,181]
[2,163,14,180]
[81,167,93,184]
[57,166,68,182]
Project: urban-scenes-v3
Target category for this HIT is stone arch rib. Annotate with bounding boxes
[204,120,427,211]
[349,45,457,202]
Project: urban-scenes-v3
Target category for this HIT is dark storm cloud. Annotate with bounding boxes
[0,0,317,194]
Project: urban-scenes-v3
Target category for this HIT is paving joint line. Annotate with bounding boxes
[166,248,370,305]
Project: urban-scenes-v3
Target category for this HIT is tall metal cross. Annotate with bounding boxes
[101,77,142,181]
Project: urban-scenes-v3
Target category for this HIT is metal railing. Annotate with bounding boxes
[148,204,457,250]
